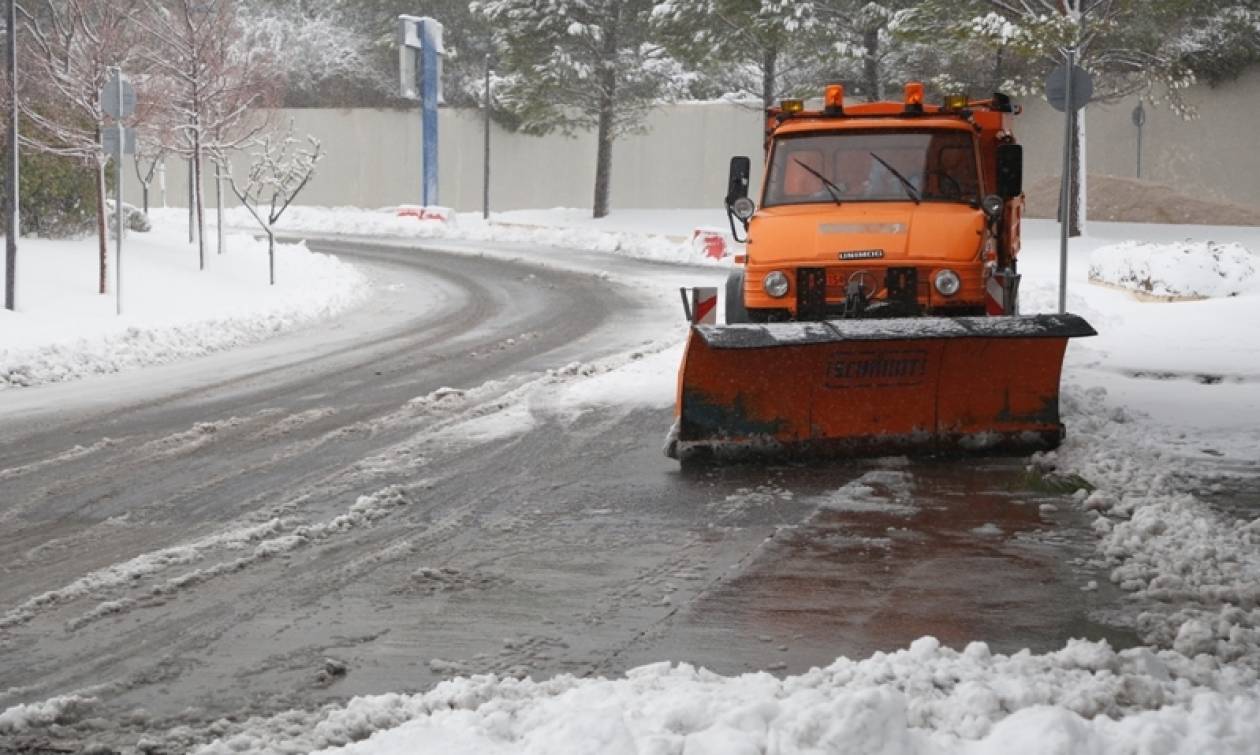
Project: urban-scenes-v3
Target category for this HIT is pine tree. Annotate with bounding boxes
[652,0,818,108]
[1178,3,1260,87]
[476,0,687,218]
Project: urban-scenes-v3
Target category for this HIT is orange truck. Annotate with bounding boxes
[667,83,1096,462]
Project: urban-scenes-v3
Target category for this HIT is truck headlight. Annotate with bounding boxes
[934,269,961,296]
[731,197,756,221]
[763,271,790,298]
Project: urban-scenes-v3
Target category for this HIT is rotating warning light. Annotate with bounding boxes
[824,84,845,114]
[904,82,925,110]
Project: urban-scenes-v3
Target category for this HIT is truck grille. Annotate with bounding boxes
[822,266,931,300]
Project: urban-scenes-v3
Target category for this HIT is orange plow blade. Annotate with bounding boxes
[666,315,1097,462]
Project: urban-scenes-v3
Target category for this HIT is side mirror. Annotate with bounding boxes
[726,156,751,205]
[996,143,1022,199]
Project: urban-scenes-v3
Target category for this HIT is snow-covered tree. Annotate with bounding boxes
[218,122,323,286]
[139,0,281,269]
[290,0,498,107]
[804,1,922,102]
[476,0,689,218]
[1178,3,1260,87]
[652,0,819,108]
[18,0,147,294]
[908,0,1205,236]
[238,0,381,106]
[131,136,164,215]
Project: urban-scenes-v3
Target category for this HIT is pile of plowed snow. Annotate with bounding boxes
[184,638,1259,755]
[1088,239,1257,298]
[1025,174,1260,226]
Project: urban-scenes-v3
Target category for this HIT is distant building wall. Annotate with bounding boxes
[135,68,1259,215]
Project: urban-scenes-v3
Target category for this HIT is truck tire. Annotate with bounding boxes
[725,270,750,324]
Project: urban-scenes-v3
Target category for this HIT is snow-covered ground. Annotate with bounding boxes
[5,205,1259,752]
[0,226,368,389]
[160,205,737,267]
[119,205,1255,755]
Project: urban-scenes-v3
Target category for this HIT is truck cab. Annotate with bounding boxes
[725,83,1025,322]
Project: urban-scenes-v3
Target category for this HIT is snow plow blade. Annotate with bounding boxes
[667,314,1096,462]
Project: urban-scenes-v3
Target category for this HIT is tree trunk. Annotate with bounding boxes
[142,185,149,215]
[862,27,881,101]
[761,45,777,110]
[95,157,107,294]
[193,139,206,269]
[591,8,620,219]
[267,227,275,286]
[1055,108,1087,238]
[1072,109,1086,237]
[187,158,195,244]
[215,160,223,255]
[592,95,615,219]
[991,46,1006,94]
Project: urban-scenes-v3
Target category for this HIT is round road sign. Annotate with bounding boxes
[1131,103,1146,128]
[1045,64,1093,112]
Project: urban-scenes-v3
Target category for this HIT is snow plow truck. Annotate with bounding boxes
[666,83,1096,462]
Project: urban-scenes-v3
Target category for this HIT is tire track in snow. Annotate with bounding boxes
[0,518,287,630]
[0,410,282,522]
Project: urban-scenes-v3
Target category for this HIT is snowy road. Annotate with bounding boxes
[0,237,1133,753]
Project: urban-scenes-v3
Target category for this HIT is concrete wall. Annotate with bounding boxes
[136,68,1260,214]
[1017,69,1260,208]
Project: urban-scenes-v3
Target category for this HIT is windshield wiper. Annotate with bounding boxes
[869,152,921,205]
[792,158,844,206]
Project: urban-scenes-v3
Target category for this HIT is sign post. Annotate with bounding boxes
[1045,54,1092,314]
[1132,103,1146,179]
[101,67,136,314]
[398,15,444,207]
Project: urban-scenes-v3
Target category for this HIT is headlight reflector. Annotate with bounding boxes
[731,197,755,220]
[763,271,790,298]
[934,269,961,296]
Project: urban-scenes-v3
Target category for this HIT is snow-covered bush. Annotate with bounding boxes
[1088,240,1257,299]
[106,201,152,236]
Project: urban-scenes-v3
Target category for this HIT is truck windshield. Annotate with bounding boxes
[762,130,980,207]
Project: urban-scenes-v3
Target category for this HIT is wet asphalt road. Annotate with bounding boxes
[0,237,1132,753]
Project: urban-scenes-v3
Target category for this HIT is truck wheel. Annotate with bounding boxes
[725,270,750,324]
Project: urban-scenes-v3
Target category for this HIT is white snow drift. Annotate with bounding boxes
[190,638,1260,755]
[1088,239,1257,299]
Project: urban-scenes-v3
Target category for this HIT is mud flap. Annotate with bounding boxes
[668,314,1096,461]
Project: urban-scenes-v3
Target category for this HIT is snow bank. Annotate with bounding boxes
[1088,240,1257,298]
[0,227,368,389]
[0,695,96,734]
[1035,384,1260,667]
[189,639,1259,755]
[187,205,737,267]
